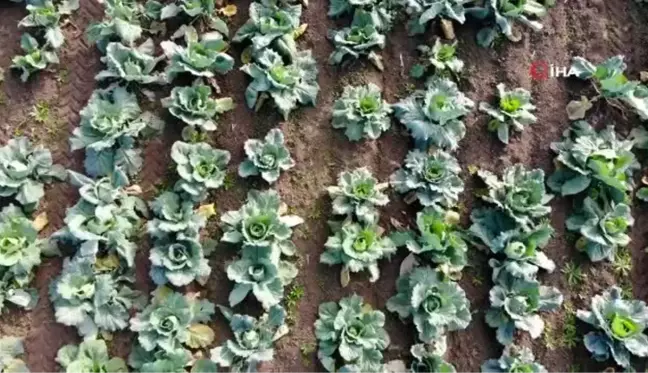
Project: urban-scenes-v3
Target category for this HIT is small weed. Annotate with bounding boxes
[0,91,6,106]
[222,173,235,191]
[467,164,479,175]
[56,69,69,84]
[285,284,305,324]
[620,280,633,299]
[542,323,559,350]
[30,101,52,124]
[613,248,632,278]
[562,261,586,289]
[569,364,581,373]
[300,342,316,367]
[561,303,578,348]
[471,273,484,286]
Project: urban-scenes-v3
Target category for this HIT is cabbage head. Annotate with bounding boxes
[328,167,388,224]
[239,129,295,184]
[479,83,537,144]
[315,294,389,372]
[386,267,471,343]
[577,286,648,368]
[0,136,66,211]
[332,83,392,141]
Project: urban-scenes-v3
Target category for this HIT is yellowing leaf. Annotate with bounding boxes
[240,46,253,64]
[293,23,308,40]
[95,254,120,272]
[218,4,237,17]
[186,324,215,349]
[197,203,216,220]
[340,267,350,287]
[32,212,48,232]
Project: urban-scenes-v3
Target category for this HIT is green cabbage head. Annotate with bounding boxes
[320,219,396,285]
[566,197,633,262]
[210,305,288,373]
[386,267,471,343]
[393,77,474,150]
[479,83,537,144]
[161,26,234,81]
[327,167,389,224]
[577,286,648,368]
[0,137,66,211]
[239,128,295,184]
[481,345,547,372]
[315,294,389,372]
[56,339,128,373]
[171,141,230,202]
[241,48,320,120]
[485,278,562,345]
[332,83,392,141]
[390,149,463,209]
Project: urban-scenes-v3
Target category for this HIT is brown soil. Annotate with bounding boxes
[1,0,648,371]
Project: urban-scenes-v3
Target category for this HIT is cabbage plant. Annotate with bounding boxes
[481,345,547,372]
[162,81,234,134]
[547,121,637,203]
[328,167,388,224]
[570,55,648,120]
[478,165,552,230]
[130,288,216,353]
[87,0,146,51]
[50,257,144,339]
[479,83,537,144]
[398,0,472,35]
[485,278,563,345]
[393,77,474,150]
[328,0,394,31]
[315,294,389,372]
[72,86,162,179]
[56,339,128,373]
[386,267,471,343]
[211,305,288,372]
[234,0,302,57]
[239,129,295,184]
[0,337,28,373]
[390,149,463,209]
[391,208,468,277]
[96,39,164,84]
[171,141,230,203]
[227,245,297,309]
[52,172,145,267]
[0,137,66,211]
[147,191,206,240]
[331,83,392,141]
[161,26,234,81]
[566,197,633,262]
[11,33,59,82]
[220,189,304,256]
[410,39,464,80]
[241,48,320,120]
[328,11,386,70]
[18,0,79,49]
[408,338,455,373]
[470,208,555,283]
[321,219,396,285]
[0,205,48,314]
[149,233,211,287]
[470,0,548,48]
[159,0,229,34]
[577,286,648,368]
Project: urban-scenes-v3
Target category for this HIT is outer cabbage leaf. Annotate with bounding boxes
[241,48,319,120]
[327,167,388,224]
[393,77,474,150]
[0,136,66,211]
[315,294,389,372]
[331,83,392,141]
[576,286,648,368]
[479,83,536,144]
[239,129,295,184]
